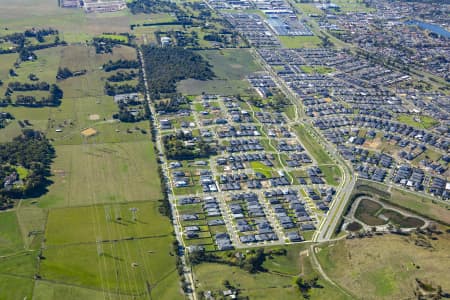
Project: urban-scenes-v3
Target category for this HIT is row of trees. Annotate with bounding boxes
[12,84,63,107]
[8,81,50,91]
[127,0,181,15]
[102,59,140,72]
[92,34,133,54]
[107,70,138,82]
[104,82,139,96]
[56,67,87,80]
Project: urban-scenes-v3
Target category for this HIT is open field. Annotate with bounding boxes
[45,202,172,245]
[178,49,261,96]
[295,3,325,15]
[331,0,376,13]
[397,114,439,129]
[0,45,144,145]
[320,165,341,186]
[278,36,322,48]
[250,161,273,178]
[194,243,352,299]
[40,237,178,296]
[33,280,135,300]
[300,65,335,74]
[15,205,48,249]
[0,0,152,43]
[0,275,34,300]
[0,212,24,256]
[317,234,450,299]
[31,141,161,208]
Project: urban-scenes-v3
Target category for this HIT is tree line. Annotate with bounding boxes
[102,59,140,72]
[56,67,87,80]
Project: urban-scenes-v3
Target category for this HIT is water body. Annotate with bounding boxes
[406,20,450,38]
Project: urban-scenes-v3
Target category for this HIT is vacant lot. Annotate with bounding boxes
[320,165,341,186]
[194,244,352,299]
[178,49,261,95]
[279,36,322,48]
[45,202,172,245]
[397,114,439,129]
[317,234,450,299]
[41,237,178,296]
[33,141,161,208]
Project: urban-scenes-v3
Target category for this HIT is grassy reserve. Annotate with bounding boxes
[278,36,323,48]
[193,244,352,300]
[294,125,334,165]
[317,233,450,299]
[356,179,450,225]
[396,114,439,129]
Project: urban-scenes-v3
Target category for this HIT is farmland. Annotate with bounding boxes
[33,141,161,208]
[0,8,179,297]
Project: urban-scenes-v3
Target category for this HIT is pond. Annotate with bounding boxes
[405,20,450,38]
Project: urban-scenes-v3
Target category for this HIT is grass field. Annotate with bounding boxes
[15,205,48,249]
[295,3,325,15]
[0,212,24,256]
[294,125,334,165]
[250,161,273,178]
[331,0,376,13]
[300,65,335,74]
[45,202,172,245]
[33,280,135,300]
[194,243,352,299]
[320,165,341,186]
[279,36,322,48]
[397,114,439,129]
[317,234,450,299]
[0,0,152,43]
[0,275,34,300]
[41,237,177,295]
[178,49,261,96]
[31,141,161,208]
